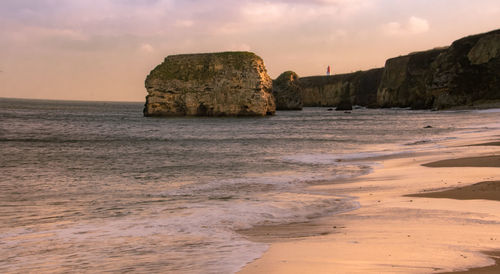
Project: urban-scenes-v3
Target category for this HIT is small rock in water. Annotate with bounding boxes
[424,125,433,128]
[327,108,334,111]
[335,101,353,111]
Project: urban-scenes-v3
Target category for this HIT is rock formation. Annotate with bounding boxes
[294,29,499,110]
[377,48,447,109]
[335,88,353,111]
[377,29,500,109]
[143,30,500,115]
[144,52,276,117]
[272,71,303,110]
[299,68,383,108]
[430,30,500,109]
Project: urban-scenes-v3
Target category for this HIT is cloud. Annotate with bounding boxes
[175,20,194,28]
[382,16,430,36]
[241,2,290,24]
[139,43,154,53]
[408,16,430,33]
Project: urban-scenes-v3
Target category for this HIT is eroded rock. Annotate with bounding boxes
[377,29,500,109]
[272,71,303,110]
[144,52,276,117]
[299,68,383,108]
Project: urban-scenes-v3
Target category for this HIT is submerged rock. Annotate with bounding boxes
[144,52,275,117]
[272,71,303,110]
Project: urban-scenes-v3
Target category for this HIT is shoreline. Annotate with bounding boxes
[439,251,500,274]
[239,135,500,273]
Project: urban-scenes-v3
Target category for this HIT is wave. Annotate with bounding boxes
[282,150,410,165]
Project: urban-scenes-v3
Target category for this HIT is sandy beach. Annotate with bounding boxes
[239,136,500,273]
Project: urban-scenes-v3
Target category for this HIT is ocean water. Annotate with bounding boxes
[1,98,499,273]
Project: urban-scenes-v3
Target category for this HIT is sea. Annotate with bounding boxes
[1,98,499,273]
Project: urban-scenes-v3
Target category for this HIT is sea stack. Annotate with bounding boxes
[272,71,303,110]
[144,52,276,117]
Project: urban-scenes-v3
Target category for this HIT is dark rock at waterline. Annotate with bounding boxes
[335,100,353,111]
[272,71,303,110]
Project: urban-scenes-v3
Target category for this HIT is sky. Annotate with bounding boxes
[0,0,499,102]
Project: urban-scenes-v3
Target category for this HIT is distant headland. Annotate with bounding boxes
[144,29,500,116]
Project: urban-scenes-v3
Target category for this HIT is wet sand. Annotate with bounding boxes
[439,251,500,274]
[469,141,500,146]
[238,221,338,243]
[407,181,500,201]
[239,137,500,273]
[422,155,500,167]
[412,145,500,273]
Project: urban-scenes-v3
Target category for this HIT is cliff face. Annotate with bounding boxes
[144,52,275,117]
[377,48,447,109]
[272,71,303,110]
[143,30,500,115]
[299,68,383,107]
[377,29,500,109]
[430,30,500,109]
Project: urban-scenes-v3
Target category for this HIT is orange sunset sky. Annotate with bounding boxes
[1,0,499,102]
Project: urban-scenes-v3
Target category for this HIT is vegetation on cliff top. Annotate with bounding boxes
[146,51,261,82]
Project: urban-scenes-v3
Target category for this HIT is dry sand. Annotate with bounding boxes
[239,137,500,273]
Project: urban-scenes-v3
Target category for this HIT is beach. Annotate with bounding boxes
[240,136,500,273]
[2,100,500,273]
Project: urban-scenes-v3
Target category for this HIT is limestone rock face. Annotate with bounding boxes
[377,48,447,109]
[144,52,276,117]
[377,29,500,109]
[272,71,303,110]
[430,30,500,109]
[299,68,383,108]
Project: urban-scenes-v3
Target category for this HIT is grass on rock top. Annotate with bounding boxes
[147,51,262,82]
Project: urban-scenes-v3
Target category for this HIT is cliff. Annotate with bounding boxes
[377,48,447,109]
[299,68,384,107]
[272,71,303,110]
[377,29,500,109]
[295,29,500,110]
[143,30,500,115]
[144,52,275,117]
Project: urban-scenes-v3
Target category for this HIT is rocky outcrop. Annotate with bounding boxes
[335,95,353,111]
[377,48,447,109]
[272,71,303,110]
[299,68,384,107]
[144,52,275,117]
[377,29,500,109]
[430,30,500,109]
